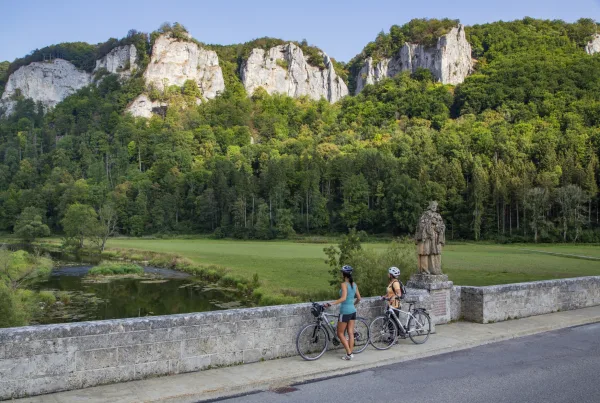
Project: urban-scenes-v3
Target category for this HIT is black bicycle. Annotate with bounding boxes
[296,302,370,360]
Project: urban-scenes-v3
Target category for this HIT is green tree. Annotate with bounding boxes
[323,228,363,288]
[554,185,589,242]
[13,207,50,243]
[275,208,295,239]
[61,203,100,249]
[524,188,551,242]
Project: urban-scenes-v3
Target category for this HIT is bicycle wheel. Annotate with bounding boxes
[369,316,397,350]
[408,310,431,344]
[352,317,370,353]
[296,323,329,360]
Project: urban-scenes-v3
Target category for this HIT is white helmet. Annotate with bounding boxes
[388,267,400,278]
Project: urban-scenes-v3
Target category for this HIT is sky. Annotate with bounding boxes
[1,0,600,63]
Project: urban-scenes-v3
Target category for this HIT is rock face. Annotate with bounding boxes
[354,25,472,94]
[1,59,91,112]
[241,43,348,103]
[585,34,600,55]
[126,94,166,119]
[126,34,225,117]
[94,44,138,78]
[144,34,224,97]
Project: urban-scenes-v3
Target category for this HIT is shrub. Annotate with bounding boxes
[38,290,57,305]
[348,240,416,297]
[0,285,37,328]
[88,262,144,276]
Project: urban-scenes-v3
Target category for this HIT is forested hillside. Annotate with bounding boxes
[1,18,599,243]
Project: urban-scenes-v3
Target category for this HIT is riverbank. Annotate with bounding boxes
[4,237,600,306]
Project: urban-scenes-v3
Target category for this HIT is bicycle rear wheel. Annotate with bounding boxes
[369,316,397,350]
[296,323,329,360]
[408,310,431,344]
[352,317,370,353]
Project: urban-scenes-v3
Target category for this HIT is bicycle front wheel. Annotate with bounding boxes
[296,323,329,360]
[369,316,397,350]
[408,310,431,344]
[352,317,370,353]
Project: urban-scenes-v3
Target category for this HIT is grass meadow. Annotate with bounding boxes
[105,238,600,297]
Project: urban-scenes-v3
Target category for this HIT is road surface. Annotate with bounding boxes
[216,322,600,403]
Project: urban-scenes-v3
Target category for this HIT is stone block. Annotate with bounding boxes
[211,351,243,367]
[76,348,118,371]
[0,357,30,379]
[63,334,113,352]
[214,321,238,335]
[4,338,65,359]
[243,347,273,363]
[117,344,152,365]
[173,354,211,373]
[29,352,75,377]
[78,365,135,388]
[274,344,296,358]
[134,360,170,379]
[153,341,181,361]
[182,337,215,358]
[168,325,202,341]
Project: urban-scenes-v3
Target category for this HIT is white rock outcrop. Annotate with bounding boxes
[144,34,224,97]
[94,44,138,78]
[126,34,225,117]
[585,34,600,55]
[241,43,348,103]
[1,59,91,112]
[126,94,167,119]
[354,25,472,94]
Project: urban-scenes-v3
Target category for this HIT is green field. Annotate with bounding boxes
[106,239,600,296]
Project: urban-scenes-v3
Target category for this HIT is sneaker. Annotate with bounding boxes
[341,353,353,361]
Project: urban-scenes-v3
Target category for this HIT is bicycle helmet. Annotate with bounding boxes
[388,266,400,278]
[340,265,353,274]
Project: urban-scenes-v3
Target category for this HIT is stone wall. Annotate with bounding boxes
[450,286,462,321]
[0,295,437,400]
[458,276,600,323]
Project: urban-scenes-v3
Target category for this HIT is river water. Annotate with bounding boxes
[31,266,245,324]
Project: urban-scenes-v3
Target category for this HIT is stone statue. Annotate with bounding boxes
[415,201,446,275]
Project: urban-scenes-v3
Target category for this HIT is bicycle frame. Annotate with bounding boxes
[385,303,424,334]
[314,311,359,344]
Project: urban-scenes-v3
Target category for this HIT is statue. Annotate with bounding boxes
[415,201,446,275]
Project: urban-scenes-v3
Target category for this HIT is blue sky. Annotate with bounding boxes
[2,0,600,63]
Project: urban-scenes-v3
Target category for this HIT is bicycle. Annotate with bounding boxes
[296,302,370,360]
[369,296,431,349]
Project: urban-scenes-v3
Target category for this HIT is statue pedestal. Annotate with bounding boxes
[407,274,454,324]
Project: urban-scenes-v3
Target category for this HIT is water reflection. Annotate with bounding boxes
[32,266,245,324]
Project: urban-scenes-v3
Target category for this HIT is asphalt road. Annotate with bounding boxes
[216,322,600,403]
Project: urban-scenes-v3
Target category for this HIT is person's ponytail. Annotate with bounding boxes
[344,272,354,288]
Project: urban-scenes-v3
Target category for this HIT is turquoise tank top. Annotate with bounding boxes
[339,282,357,315]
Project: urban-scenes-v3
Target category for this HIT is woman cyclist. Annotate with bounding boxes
[384,266,403,307]
[325,265,361,360]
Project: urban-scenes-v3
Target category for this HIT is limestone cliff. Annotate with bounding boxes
[240,43,348,103]
[94,44,138,78]
[0,59,91,113]
[354,25,472,94]
[126,94,167,119]
[585,34,600,55]
[126,34,225,117]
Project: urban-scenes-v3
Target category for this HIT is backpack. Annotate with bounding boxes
[392,279,406,300]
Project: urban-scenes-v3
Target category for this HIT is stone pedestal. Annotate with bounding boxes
[407,274,454,324]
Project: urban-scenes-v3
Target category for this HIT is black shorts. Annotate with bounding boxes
[338,312,357,323]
